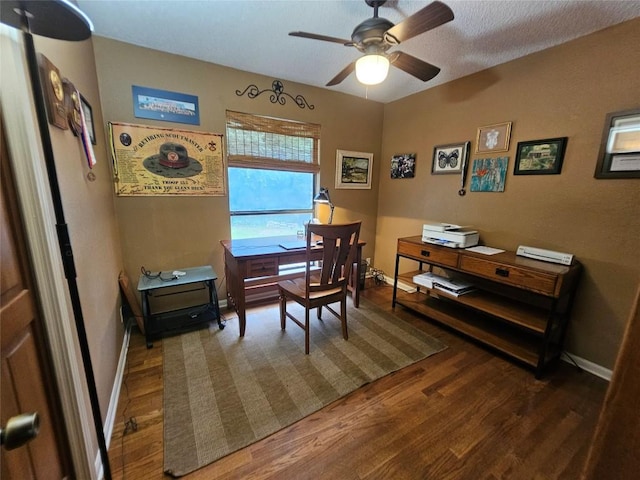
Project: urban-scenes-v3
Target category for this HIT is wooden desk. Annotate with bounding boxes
[221,235,366,337]
[392,236,582,377]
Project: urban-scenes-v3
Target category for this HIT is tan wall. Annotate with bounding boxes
[92,38,383,301]
[33,35,124,418]
[376,19,640,369]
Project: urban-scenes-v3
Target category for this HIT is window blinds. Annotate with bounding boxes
[226,110,320,173]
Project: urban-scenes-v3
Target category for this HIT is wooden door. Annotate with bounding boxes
[1,124,71,478]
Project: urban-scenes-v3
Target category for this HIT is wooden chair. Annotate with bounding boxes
[278,221,361,354]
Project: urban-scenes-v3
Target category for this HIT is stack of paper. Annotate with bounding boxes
[433,277,476,297]
[413,272,441,288]
[413,272,475,296]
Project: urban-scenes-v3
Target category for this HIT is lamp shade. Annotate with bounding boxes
[313,187,331,204]
[0,0,93,40]
[313,187,335,224]
[355,54,390,86]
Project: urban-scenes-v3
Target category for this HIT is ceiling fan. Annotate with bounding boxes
[289,0,454,87]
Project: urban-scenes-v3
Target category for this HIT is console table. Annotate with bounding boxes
[392,236,582,378]
[137,265,223,348]
[221,235,366,337]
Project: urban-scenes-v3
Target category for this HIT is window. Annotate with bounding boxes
[226,111,320,239]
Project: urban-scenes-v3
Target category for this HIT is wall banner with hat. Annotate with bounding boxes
[108,122,225,196]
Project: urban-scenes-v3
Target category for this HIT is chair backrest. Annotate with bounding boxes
[304,221,361,295]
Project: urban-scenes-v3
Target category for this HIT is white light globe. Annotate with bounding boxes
[355,55,390,85]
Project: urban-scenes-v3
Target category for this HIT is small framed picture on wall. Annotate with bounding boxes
[335,149,373,189]
[432,142,470,174]
[80,95,96,145]
[514,137,567,175]
[476,122,512,153]
[391,153,416,178]
[594,108,640,179]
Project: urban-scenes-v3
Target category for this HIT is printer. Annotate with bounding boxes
[422,222,479,248]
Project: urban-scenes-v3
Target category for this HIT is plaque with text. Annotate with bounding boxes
[109,122,225,196]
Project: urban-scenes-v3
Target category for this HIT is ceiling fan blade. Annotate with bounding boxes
[384,1,454,44]
[389,51,441,82]
[326,62,356,86]
[289,31,353,46]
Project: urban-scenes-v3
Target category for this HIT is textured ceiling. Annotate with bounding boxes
[76,0,640,103]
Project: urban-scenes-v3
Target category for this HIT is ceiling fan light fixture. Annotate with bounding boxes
[355,54,389,85]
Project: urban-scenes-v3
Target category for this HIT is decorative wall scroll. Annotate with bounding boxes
[108,122,225,196]
[132,85,200,125]
[235,79,314,109]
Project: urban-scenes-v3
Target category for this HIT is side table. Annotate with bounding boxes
[137,265,224,348]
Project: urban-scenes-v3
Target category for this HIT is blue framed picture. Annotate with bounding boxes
[132,85,200,125]
[470,157,509,192]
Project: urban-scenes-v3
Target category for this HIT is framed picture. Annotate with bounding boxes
[470,157,509,192]
[432,141,470,174]
[514,137,567,175]
[335,150,373,189]
[594,108,640,179]
[391,153,416,178]
[476,122,512,153]
[108,122,225,196]
[80,94,96,145]
[132,85,200,125]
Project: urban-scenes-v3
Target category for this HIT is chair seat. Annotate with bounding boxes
[278,277,343,302]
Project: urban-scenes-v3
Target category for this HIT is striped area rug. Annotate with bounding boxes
[163,298,446,477]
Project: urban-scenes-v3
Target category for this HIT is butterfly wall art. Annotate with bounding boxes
[432,142,470,174]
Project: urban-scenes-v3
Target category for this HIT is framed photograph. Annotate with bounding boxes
[514,137,567,175]
[391,153,416,179]
[470,157,509,192]
[132,85,200,125]
[335,150,373,189]
[476,122,512,153]
[432,141,470,174]
[80,94,96,145]
[594,108,640,179]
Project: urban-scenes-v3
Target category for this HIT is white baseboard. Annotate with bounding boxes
[96,309,132,479]
[384,276,612,381]
[561,352,612,381]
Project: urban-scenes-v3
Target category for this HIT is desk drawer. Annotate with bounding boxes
[246,258,278,277]
[397,240,459,268]
[460,256,557,295]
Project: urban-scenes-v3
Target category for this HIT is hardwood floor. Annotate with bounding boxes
[108,284,608,479]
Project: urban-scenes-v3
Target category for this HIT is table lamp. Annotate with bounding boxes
[313,187,335,224]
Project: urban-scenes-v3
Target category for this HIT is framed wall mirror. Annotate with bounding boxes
[594,108,640,179]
